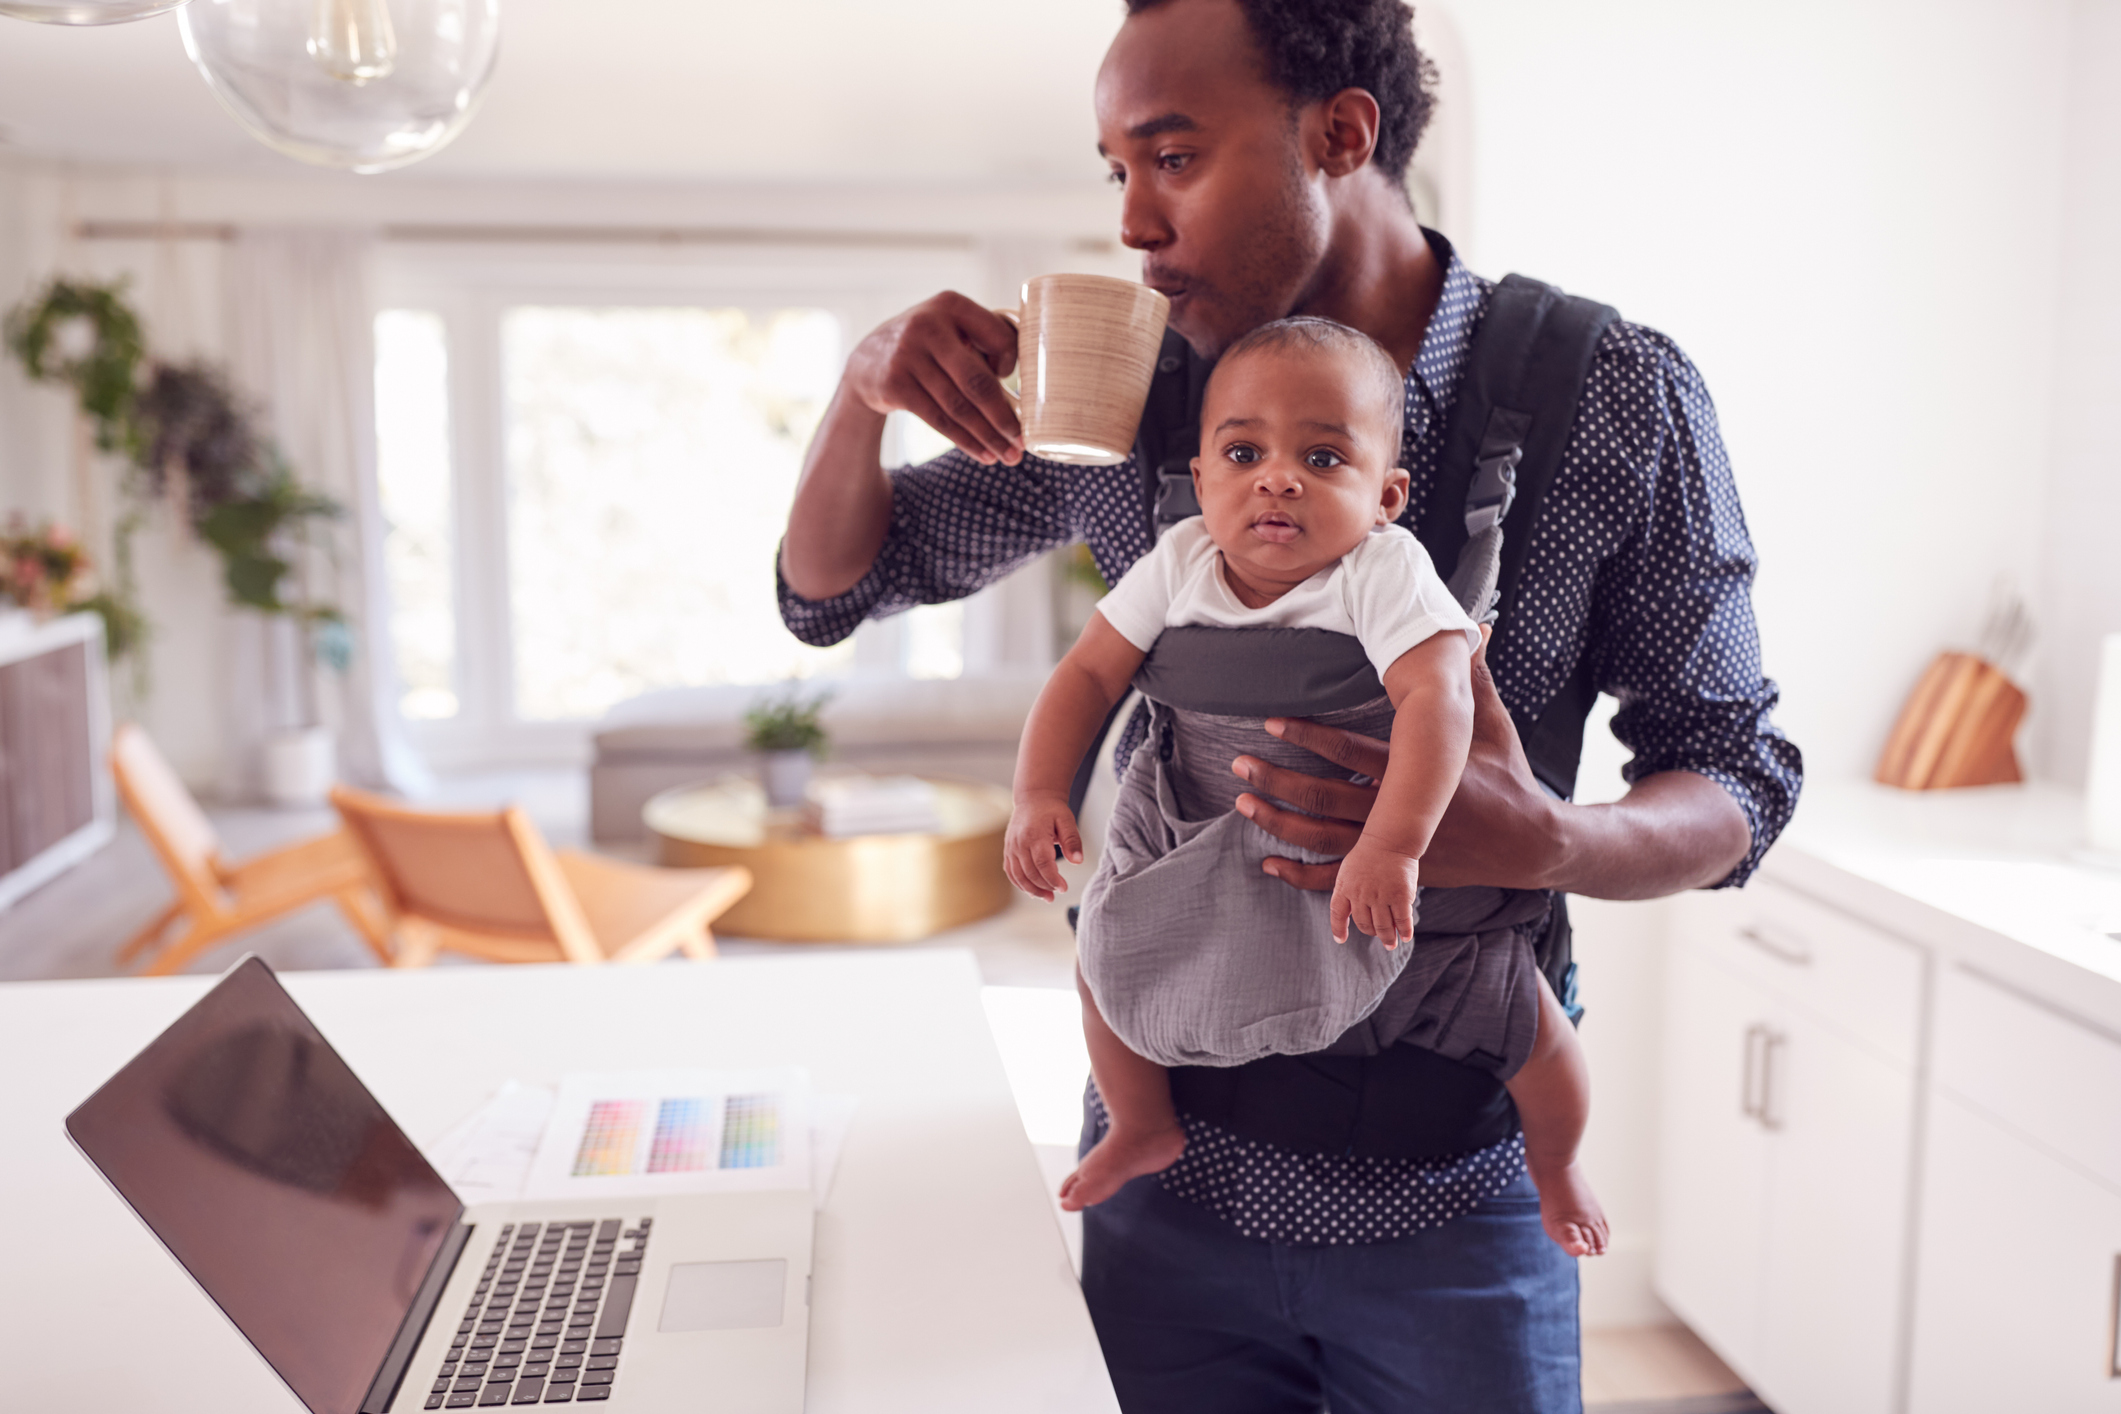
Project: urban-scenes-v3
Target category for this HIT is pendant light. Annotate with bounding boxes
[0,0,189,23]
[178,0,499,174]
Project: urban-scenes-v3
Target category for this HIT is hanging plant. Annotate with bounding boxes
[2,279,352,678]
[133,361,262,519]
[2,279,148,458]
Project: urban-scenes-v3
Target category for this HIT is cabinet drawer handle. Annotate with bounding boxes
[1741,1023,1768,1121]
[2109,1254,2121,1379]
[1739,924,1814,967]
[1760,1030,1787,1132]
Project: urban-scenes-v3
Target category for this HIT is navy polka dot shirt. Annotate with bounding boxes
[781,238,1802,1245]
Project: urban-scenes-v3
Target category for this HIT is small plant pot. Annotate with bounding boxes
[760,750,814,809]
[263,725,336,808]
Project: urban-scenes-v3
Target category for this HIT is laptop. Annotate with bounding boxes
[65,956,813,1414]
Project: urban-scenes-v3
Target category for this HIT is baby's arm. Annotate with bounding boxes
[1005,612,1147,902]
[1329,630,1474,944]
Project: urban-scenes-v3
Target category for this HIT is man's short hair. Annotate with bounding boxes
[1124,0,1438,186]
[1209,316,1407,467]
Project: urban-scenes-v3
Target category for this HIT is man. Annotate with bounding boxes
[779,0,1800,1408]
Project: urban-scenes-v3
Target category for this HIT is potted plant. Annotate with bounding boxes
[744,686,832,808]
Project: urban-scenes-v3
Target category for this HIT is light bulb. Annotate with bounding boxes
[0,0,188,22]
[179,0,498,174]
[308,0,396,84]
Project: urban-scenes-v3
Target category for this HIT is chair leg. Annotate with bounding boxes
[679,927,716,962]
[334,887,397,966]
[142,920,232,978]
[116,900,184,966]
[393,918,443,969]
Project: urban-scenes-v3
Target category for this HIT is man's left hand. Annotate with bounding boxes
[1234,627,1566,892]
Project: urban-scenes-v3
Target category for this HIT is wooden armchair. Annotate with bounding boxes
[329,786,751,967]
[109,724,392,976]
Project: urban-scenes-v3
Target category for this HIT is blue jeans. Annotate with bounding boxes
[1079,1155,1581,1413]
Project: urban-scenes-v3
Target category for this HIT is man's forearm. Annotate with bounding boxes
[1543,770,1752,899]
[780,385,895,602]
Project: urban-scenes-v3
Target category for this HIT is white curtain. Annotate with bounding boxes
[220,228,427,797]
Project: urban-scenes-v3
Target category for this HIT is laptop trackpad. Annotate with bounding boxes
[658,1260,787,1332]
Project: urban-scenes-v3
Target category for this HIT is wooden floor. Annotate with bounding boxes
[1583,1325,1756,1409]
[0,769,1759,1409]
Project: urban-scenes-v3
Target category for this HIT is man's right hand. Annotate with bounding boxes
[784,292,1025,601]
[844,292,1025,466]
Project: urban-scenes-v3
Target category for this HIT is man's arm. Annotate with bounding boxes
[1235,631,1752,899]
[781,293,1025,603]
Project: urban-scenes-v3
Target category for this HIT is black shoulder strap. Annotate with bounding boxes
[1422,273,1616,801]
[1134,327,1211,538]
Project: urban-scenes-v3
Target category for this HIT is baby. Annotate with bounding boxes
[1004,318,1608,1256]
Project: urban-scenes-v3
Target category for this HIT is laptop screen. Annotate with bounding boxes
[66,957,463,1414]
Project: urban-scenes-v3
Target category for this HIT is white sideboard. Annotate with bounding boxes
[1655,780,2121,1414]
[0,610,113,911]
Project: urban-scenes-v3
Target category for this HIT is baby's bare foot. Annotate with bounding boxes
[1528,1158,1610,1257]
[1058,1124,1188,1212]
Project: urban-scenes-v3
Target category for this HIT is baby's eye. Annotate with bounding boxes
[1304,448,1344,470]
[1223,443,1260,464]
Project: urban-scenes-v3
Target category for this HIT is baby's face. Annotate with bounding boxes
[1190,345,1409,597]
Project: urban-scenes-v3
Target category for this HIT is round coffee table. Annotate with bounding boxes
[644,774,1014,942]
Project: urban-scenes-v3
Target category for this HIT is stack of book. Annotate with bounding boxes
[806,775,942,838]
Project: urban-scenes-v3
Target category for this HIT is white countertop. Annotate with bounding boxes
[1769,778,2121,1027]
[0,949,1118,1414]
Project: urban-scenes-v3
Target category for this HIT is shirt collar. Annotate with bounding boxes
[1403,228,1488,442]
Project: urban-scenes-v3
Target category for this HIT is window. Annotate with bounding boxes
[372,247,1041,768]
[373,310,458,721]
[499,304,852,719]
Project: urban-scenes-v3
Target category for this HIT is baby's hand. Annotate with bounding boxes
[1005,792,1084,903]
[1330,839,1420,947]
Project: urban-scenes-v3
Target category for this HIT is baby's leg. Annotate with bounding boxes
[1503,970,1610,1257]
[1061,965,1189,1211]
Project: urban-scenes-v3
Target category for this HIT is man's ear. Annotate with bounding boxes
[1378,467,1411,524]
[1191,454,1205,500]
[1312,87,1381,180]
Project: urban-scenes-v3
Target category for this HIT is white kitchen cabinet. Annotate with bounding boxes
[1754,1003,1915,1414]
[1656,941,1773,1372]
[1907,1090,2121,1413]
[1656,883,1921,1414]
[1903,966,2121,1413]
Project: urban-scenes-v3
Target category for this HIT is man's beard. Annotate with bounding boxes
[1181,153,1327,361]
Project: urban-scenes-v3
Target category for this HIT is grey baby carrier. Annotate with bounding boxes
[1075,271,1617,1147]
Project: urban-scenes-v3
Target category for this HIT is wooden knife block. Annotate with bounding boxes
[1875,651,2026,790]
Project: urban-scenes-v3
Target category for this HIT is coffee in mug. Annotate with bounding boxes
[993,274,1171,466]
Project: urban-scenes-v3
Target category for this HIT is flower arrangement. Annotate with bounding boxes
[0,517,148,658]
[0,518,90,615]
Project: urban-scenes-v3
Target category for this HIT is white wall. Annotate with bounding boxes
[1452,0,2073,786]
[2034,0,2121,789]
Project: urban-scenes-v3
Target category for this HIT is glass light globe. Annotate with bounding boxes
[178,0,499,174]
[0,0,189,23]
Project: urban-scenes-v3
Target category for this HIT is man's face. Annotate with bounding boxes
[1095,0,1330,359]
[1190,344,1409,598]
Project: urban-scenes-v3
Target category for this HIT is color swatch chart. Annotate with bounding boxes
[568,1094,782,1176]
[645,1097,715,1173]
[572,1099,646,1176]
[717,1094,781,1169]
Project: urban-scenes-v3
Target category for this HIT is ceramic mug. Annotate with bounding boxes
[993,274,1172,466]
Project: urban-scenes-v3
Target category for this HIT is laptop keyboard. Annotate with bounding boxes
[424,1217,651,1408]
